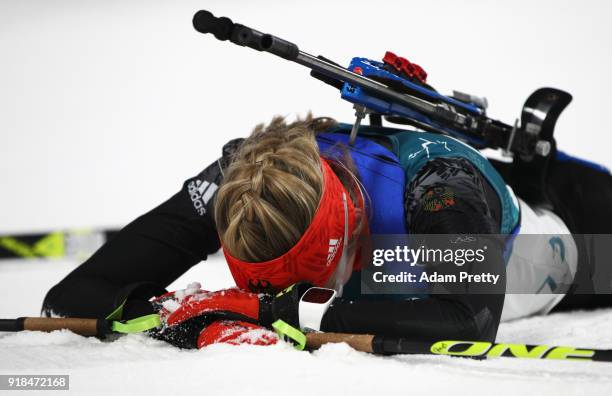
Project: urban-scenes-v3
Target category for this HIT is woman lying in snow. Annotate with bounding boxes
[43,116,612,348]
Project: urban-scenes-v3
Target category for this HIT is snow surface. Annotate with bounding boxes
[1,255,612,395]
[2,1,612,394]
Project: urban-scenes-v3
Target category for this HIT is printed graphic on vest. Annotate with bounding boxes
[408,137,452,160]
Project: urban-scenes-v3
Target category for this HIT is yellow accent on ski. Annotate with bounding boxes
[431,340,596,360]
[431,340,490,356]
[545,346,595,360]
[0,237,36,257]
[33,232,65,257]
[0,232,65,258]
[486,344,550,358]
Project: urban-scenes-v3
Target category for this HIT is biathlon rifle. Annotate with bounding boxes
[192,10,572,161]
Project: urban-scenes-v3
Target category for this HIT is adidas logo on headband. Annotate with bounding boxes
[327,237,343,266]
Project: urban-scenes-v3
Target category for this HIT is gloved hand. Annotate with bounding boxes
[197,320,278,348]
[149,282,328,349]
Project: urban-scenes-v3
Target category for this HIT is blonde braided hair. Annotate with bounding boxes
[214,115,366,263]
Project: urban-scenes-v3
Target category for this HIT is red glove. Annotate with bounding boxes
[197,320,277,348]
[149,282,321,349]
[155,285,261,327]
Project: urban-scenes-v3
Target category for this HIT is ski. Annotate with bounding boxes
[0,228,119,260]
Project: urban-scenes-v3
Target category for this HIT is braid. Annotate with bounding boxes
[215,115,330,262]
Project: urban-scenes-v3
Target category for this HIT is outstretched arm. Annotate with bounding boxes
[42,139,244,320]
[321,157,506,342]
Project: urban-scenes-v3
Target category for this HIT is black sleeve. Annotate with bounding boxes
[321,157,506,342]
[42,139,244,319]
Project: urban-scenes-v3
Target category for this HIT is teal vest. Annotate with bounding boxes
[326,123,520,234]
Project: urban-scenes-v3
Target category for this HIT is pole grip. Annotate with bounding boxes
[305,332,375,353]
[0,318,25,332]
[21,317,107,337]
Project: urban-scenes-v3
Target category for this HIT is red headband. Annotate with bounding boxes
[222,157,356,291]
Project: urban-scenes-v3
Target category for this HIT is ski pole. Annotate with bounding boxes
[305,332,612,362]
[3,317,611,362]
[0,315,160,337]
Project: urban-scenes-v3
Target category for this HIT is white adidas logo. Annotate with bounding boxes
[187,179,218,216]
[327,237,343,266]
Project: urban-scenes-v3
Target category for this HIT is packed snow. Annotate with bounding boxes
[2,0,612,394]
[1,255,611,395]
